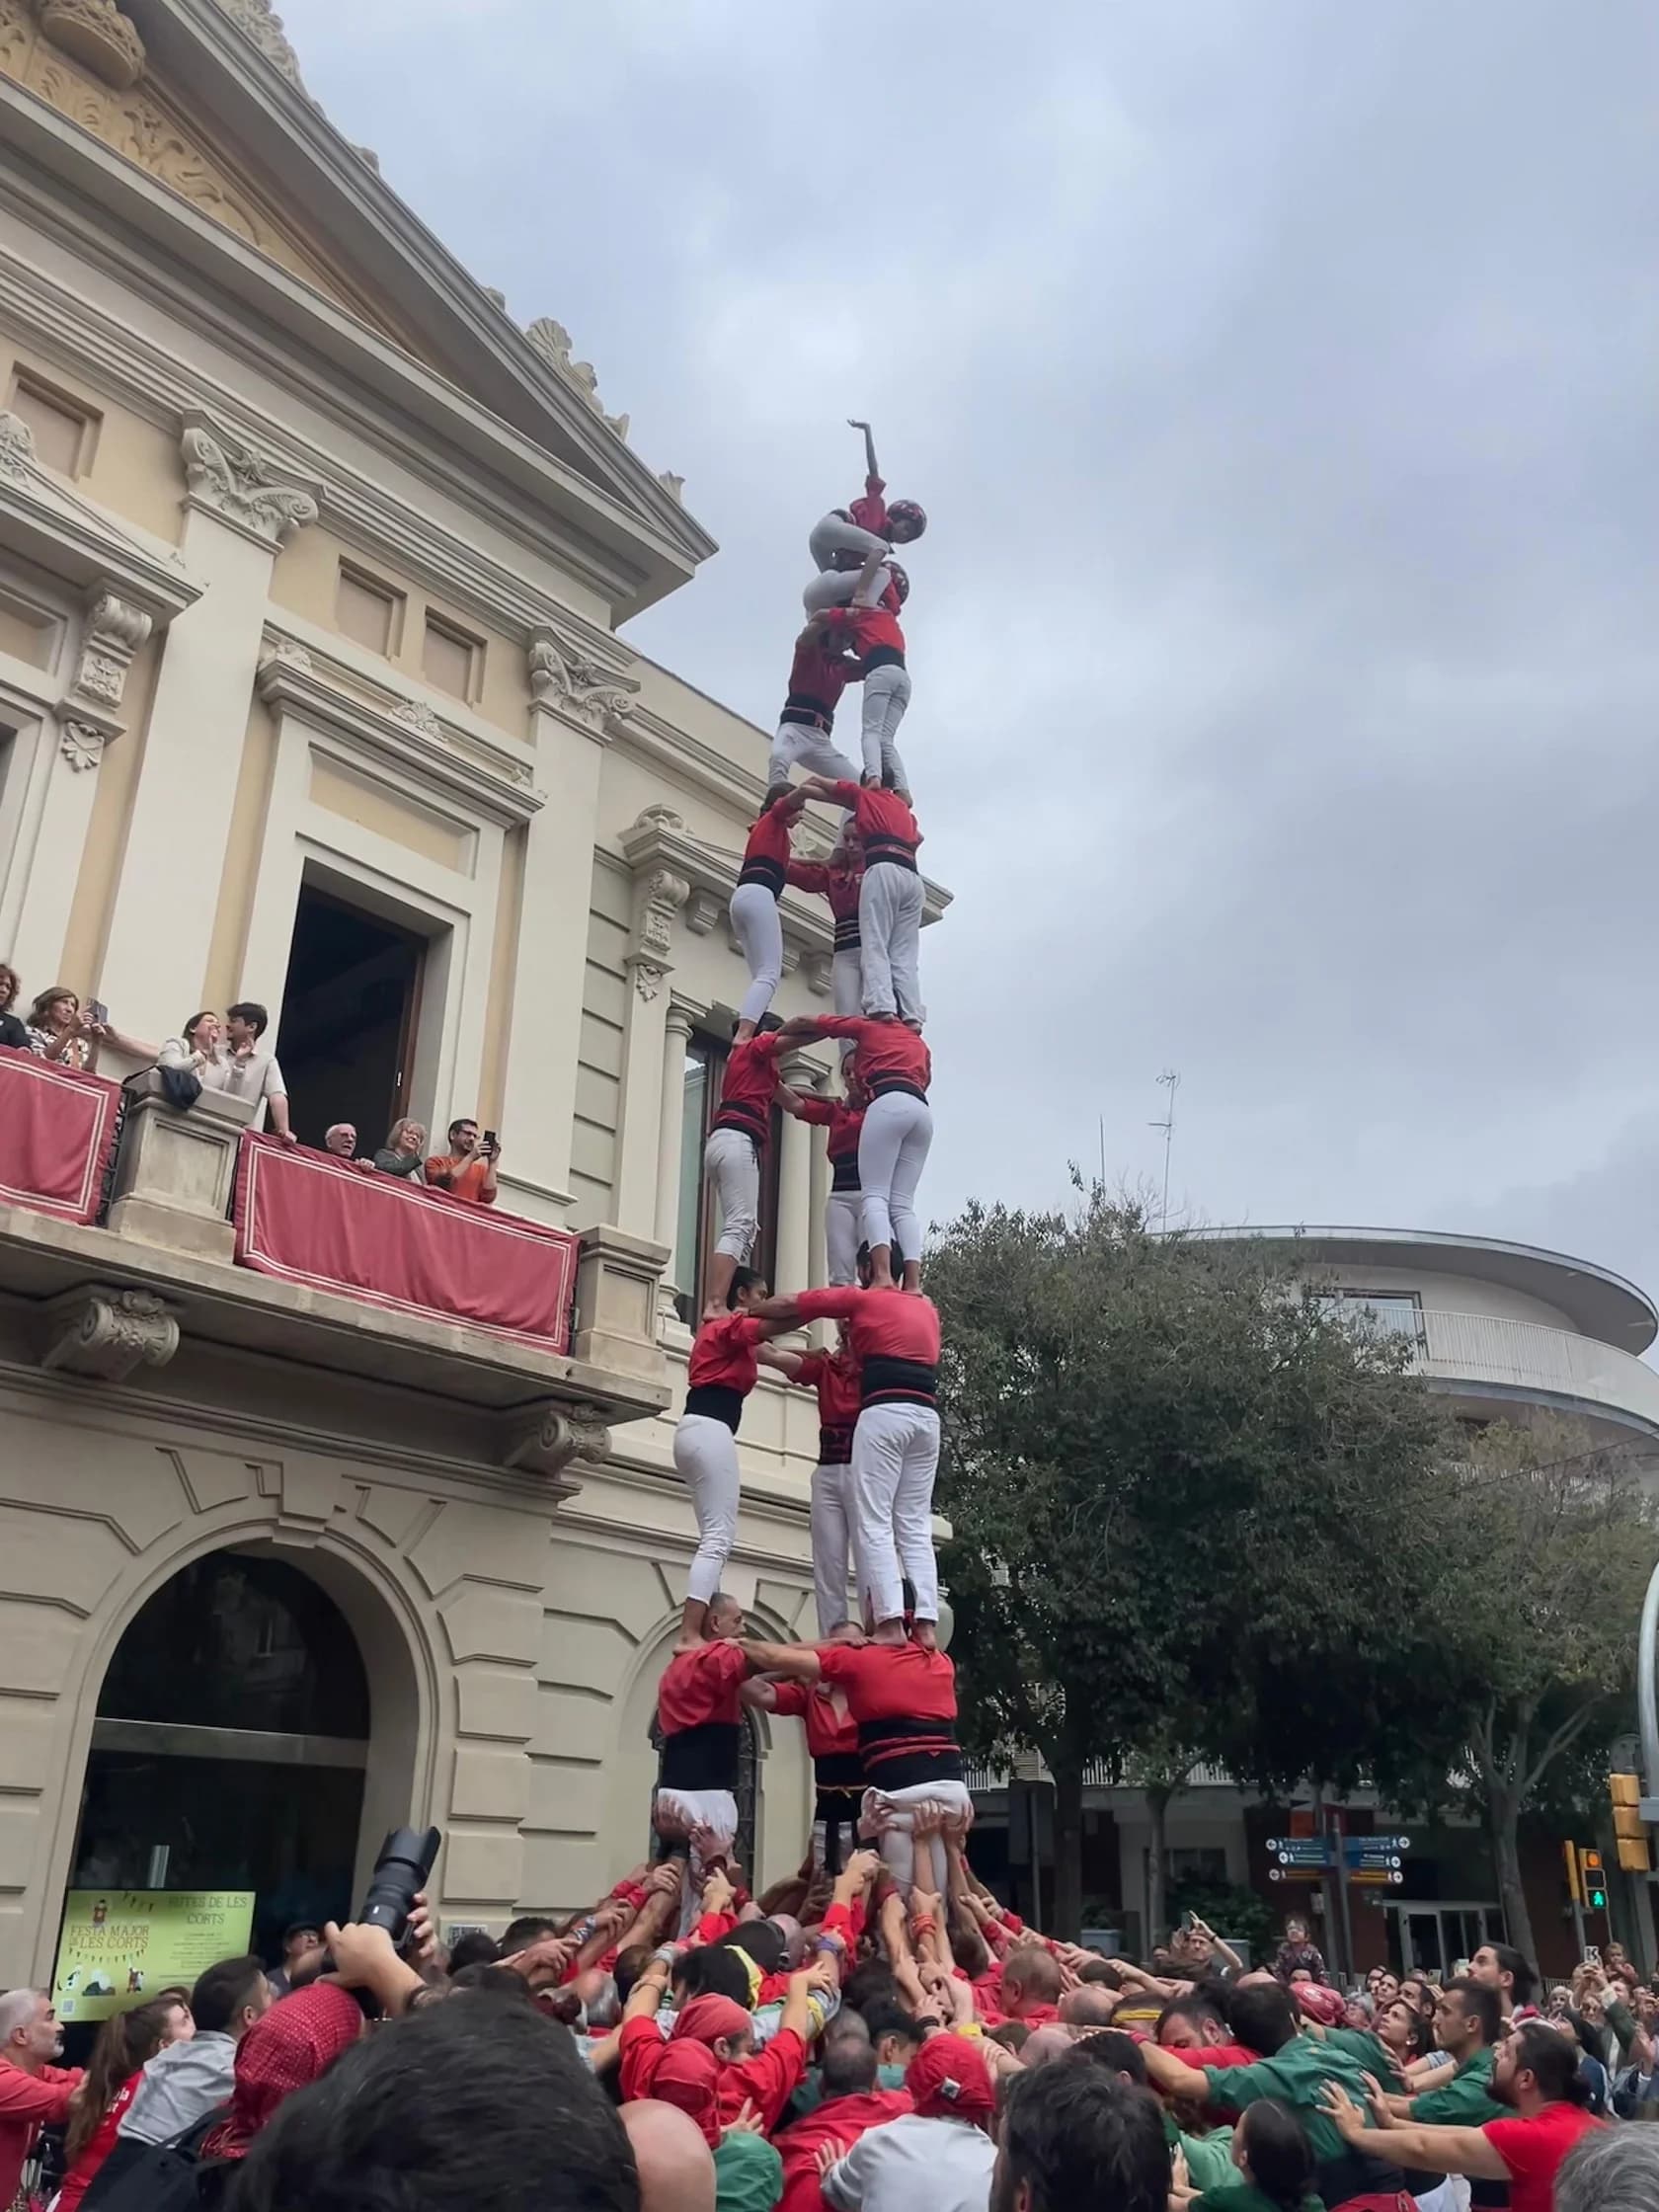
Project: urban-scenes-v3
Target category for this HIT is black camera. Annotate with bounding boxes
[359,1825,440,1945]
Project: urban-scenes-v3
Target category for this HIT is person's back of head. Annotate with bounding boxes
[673,1943,752,2008]
[1059,1984,1118,2030]
[820,2015,879,2099]
[1065,2030,1146,2084]
[192,1955,269,2038]
[445,1932,502,1973]
[995,2063,1169,2212]
[1493,1943,1538,2008]
[1555,2120,1659,2212]
[946,1911,991,1981]
[500,1916,560,1955]
[620,2100,714,2212]
[1237,2099,1316,2212]
[1005,1946,1063,2009]
[842,1960,902,2018]
[226,1996,638,2212]
[1224,1981,1297,2057]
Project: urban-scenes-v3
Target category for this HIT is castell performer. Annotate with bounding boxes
[743,1668,864,1876]
[776,1014,928,1296]
[802,418,926,616]
[766,622,862,792]
[787,831,864,1069]
[653,1591,750,1931]
[672,1267,795,1647]
[700,1021,788,1313]
[751,1253,943,1646]
[798,777,922,1027]
[779,1067,868,1286]
[729,784,807,1031]
[769,1326,862,1634]
[735,1608,970,1897]
[810,556,911,795]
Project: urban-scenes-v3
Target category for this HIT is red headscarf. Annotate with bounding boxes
[906,2034,994,2120]
[650,2041,722,2144]
[1293,1981,1348,2027]
[670,1994,752,2051]
[199,1983,362,2159]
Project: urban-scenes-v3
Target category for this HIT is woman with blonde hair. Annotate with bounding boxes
[0,963,27,1052]
[373,1117,428,1179]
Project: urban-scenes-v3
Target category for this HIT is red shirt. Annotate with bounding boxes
[821,784,921,858]
[785,636,856,718]
[0,2062,80,2211]
[792,1095,865,1167]
[813,1017,929,1097]
[846,473,890,538]
[823,605,905,665]
[777,2089,912,2212]
[819,1639,957,1727]
[713,1031,784,1141]
[687,1309,767,1395]
[658,1638,748,1735]
[787,857,864,924]
[795,1285,940,1373]
[772,1677,859,1763]
[741,797,798,895]
[1167,2041,1261,2071]
[794,1347,863,1429]
[1482,2104,1602,2212]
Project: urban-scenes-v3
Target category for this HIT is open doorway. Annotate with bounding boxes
[277,882,425,1149]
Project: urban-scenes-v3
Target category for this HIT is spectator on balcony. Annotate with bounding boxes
[426,1119,499,1206]
[158,1011,222,1075]
[374,1119,429,1180]
[323,1124,376,1174]
[202,1002,297,1146]
[0,964,28,1052]
[26,986,94,1066]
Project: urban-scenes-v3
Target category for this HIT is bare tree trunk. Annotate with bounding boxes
[1052,1757,1085,1940]
[1489,1790,1538,1969]
[1146,1784,1172,1950]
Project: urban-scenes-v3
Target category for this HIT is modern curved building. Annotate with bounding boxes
[1209,1224,1659,1445]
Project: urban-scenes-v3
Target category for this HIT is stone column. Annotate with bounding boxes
[99,416,319,1042]
[613,846,691,1238]
[807,1066,831,1297]
[497,634,641,1221]
[773,1053,817,1296]
[653,1001,696,1311]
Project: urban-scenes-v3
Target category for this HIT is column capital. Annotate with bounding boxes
[663,998,697,1043]
[179,411,321,548]
[527,624,640,742]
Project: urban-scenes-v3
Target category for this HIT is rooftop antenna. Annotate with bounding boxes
[1150,1069,1180,1225]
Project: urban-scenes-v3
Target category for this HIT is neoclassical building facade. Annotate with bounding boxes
[0,0,945,1981]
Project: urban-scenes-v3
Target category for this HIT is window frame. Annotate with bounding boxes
[7,368,100,478]
[421,609,484,703]
[335,560,405,659]
[1315,1287,1427,1350]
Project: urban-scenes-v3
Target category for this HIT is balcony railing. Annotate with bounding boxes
[1414,1308,1659,1431]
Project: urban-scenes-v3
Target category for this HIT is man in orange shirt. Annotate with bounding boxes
[424,1117,500,1205]
[0,1990,81,2210]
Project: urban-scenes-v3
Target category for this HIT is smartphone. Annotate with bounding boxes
[482,1129,498,1153]
[87,999,109,1026]
[1585,1943,1602,1969]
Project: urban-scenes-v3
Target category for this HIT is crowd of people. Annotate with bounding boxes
[0,971,506,1207]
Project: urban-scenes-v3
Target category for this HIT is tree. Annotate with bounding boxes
[930,1190,1459,1940]
[1422,1419,1659,1967]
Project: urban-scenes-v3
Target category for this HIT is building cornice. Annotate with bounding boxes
[0,409,199,621]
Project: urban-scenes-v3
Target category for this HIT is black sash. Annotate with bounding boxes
[858,1713,962,1788]
[860,1354,937,1407]
[684,1384,744,1433]
[661,1720,742,1792]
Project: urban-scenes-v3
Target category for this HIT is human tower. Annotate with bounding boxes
[655,423,967,1907]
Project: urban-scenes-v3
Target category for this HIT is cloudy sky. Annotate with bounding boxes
[280,0,1659,1290]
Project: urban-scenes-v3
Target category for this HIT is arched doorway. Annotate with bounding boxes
[69,1549,372,1977]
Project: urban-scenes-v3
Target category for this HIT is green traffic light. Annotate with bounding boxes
[1590,1885,1608,1910]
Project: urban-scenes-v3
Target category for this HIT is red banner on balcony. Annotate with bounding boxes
[0,1050,121,1224]
[234,1135,578,1353]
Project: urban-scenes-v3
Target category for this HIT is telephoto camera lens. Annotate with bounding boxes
[358,1825,440,1943]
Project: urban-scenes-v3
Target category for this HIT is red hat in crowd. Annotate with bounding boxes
[650,2039,722,2144]
[906,2033,994,2120]
[671,1993,752,2052]
[1293,1981,1348,2027]
[200,1984,363,2160]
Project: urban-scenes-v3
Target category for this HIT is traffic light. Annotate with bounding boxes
[1612,1773,1652,1874]
[1582,1847,1609,1912]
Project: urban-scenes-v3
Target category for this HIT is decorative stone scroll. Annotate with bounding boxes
[629,867,690,1003]
[180,421,319,546]
[523,318,630,441]
[35,0,145,90]
[527,626,640,733]
[72,591,151,708]
[40,1287,180,1381]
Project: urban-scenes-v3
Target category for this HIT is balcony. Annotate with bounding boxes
[1414,1308,1659,1437]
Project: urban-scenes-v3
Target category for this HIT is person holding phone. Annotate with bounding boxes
[424,1116,500,1205]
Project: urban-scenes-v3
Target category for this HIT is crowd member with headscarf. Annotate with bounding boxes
[817,2033,997,2211]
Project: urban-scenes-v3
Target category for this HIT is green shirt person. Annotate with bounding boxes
[1189,2097,1324,2212]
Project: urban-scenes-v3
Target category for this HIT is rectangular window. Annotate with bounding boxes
[0,587,59,672]
[1166,1846,1228,1885]
[673,1030,780,1323]
[422,613,481,701]
[336,564,403,657]
[1315,1290,1425,1347]
[8,372,98,477]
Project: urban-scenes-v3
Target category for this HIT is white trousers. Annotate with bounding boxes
[703,1126,759,1261]
[858,1091,931,1267]
[858,863,923,1023]
[811,1461,855,1635]
[804,564,893,615]
[806,514,890,612]
[852,1400,940,1624]
[654,1785,739,1934]
[832,946,861,1066]
[673,1413,741,1602]
[862,1778,974,1892]
[826,1188,862,1286]
[860,667,911,787]
[730,883,784,1026]
[765,719,859,790]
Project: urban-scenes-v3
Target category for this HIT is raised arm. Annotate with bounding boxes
[848,419,880,481]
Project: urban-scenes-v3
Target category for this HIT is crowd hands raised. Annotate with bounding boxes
[13,1842,1654,2212]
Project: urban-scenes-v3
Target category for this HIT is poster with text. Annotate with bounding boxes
[53,1890,256,2020]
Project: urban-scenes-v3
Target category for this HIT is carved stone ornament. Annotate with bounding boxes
[35,0,145,90]
[527,626,640,731]
[391,697,442,739]
[804,950,834,998]
[72,592,151,710]
[683,887,724,937]
[629,867,689,1000]
[522,319,630,441]
[41,1287,180,1381]
[0,411,37,481]
[657,470,685,503]
[58,719,108,772]
[181,423,319,545]
[260,637,312,676]
[208,0,304,88]
[504,1401,612,1482]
